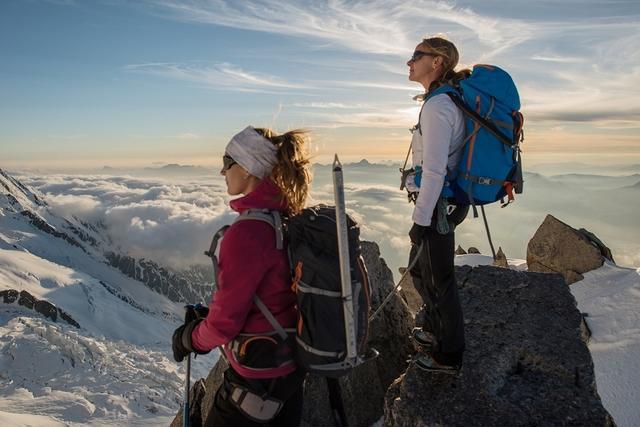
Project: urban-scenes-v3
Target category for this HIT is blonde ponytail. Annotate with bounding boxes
[254,128,312,215]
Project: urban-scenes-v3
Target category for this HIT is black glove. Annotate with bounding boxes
[172,319,210,362]
[409,223,427,245]
[185,303,209,323]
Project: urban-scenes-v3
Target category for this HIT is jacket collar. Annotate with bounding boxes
[229,179,288,213]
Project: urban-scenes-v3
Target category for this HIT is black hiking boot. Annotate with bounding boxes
[412,328,436,351]
[414,353,460,374]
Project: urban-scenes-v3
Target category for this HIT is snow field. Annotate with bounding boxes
[0,310,183,424]
[571,262,640,427]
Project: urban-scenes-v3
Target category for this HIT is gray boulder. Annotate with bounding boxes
[384,265,613,426]
[171,241,414,427]
[527,215,613,284]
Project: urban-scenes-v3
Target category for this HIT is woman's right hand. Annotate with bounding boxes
[409,223,427,245]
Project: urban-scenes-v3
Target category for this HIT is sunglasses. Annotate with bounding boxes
[222,154,237,171]
[409,50,436,62]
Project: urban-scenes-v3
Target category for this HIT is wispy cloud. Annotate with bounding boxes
[310,106,420,129]
[291,102,375,110]
[124,62,314,93]
[147,1,535,59]
[147,0,411,55]
[135,2,640,131]
[323,80,416,92]
[530,55,584,63]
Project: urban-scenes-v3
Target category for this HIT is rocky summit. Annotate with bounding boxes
[385,265,612,426]
[173,246,612,426]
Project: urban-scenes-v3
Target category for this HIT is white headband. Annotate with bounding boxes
[225,126,278,179]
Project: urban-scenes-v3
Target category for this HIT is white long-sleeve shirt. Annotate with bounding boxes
[410,94,465,226]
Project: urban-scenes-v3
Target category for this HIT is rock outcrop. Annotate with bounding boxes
[0,289,80,328]
[467,247,480,254]
[455,246,466,255]
[171,241,414,427]
[527,215,614,284]
[398,267,422,314]
[492,247,508,268]
[384,266,612,426]
[19,210,85,251]
[106,252,213,303]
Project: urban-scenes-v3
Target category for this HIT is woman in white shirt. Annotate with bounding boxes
[405,36,470,372]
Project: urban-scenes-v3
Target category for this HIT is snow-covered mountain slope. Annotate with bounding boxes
[0,168,214,304]
[0,169,219,425]
[0,243,220,425]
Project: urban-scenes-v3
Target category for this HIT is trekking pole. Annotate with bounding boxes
[181,303,196,427]
[480,205,497,260]
[183,352,191,427]
[369,242,423,322]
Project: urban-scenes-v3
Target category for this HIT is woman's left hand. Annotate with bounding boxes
[172,320,208,362]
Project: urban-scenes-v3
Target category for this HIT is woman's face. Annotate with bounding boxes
[407,43,441,88]
[220,154,252,195]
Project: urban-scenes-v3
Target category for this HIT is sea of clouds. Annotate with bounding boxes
[17,161,640,280]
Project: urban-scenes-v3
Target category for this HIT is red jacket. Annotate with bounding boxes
[191,179,297,378]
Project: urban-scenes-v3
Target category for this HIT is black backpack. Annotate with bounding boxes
[233,205,374,377]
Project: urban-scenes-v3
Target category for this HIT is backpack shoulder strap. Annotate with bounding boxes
[204,225,230,282]
[252,295,288,340]
[445,92,512,147]
[234,209,284,250]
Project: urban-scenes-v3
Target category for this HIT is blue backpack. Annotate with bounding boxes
[419,64,524,211]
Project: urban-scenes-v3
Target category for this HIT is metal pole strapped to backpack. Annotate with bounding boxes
[332,154,358,364]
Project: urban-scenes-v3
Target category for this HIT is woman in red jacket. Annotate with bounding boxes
[173,126,311,426]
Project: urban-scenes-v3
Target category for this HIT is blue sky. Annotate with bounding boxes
[1,0,639,170]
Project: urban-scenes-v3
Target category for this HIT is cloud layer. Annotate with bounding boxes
[19,162,640,279]
[21,174,235,269]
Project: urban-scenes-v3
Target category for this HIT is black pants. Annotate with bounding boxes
[205,367,306,427]
[409,207,466,366]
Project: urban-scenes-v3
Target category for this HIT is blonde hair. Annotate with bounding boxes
[420,36,471,93]
[254,128,311,215]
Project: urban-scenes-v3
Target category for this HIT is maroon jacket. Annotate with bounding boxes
[191,179,297,378]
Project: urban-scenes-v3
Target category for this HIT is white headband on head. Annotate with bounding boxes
[225,126,278,179]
